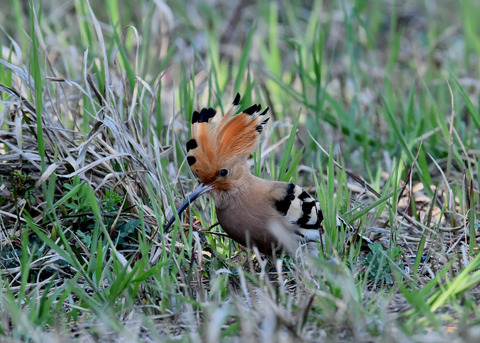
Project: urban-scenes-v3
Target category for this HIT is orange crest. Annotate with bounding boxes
[186,93,269,185]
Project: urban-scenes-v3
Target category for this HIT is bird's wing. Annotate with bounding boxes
[273,182,361,243]
[273,183,323,242]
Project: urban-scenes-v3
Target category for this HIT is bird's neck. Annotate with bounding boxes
[211,170,261,210]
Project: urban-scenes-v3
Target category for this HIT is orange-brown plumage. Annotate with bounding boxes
[164,94,358,255]
[186,96,268,191]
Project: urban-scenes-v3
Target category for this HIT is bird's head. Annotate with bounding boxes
[163,94,269,232]
[185,93,269,193]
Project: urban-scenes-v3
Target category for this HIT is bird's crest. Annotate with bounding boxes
[186,93,269,184]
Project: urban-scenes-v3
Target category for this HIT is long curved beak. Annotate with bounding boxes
[163,183,214,233]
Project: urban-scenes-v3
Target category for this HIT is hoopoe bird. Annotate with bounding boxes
[164,94,356,255]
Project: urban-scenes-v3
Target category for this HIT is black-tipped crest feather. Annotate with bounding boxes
[186,139,198,152]
[244,104,261,115]
[197,108,216,123]
[187,156,197,166]
[232,93,241,105]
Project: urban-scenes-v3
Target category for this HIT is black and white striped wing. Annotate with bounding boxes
[274,183,324,242]
[274,183,356,243]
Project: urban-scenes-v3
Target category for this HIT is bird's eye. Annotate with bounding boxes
[219,169,229,177]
